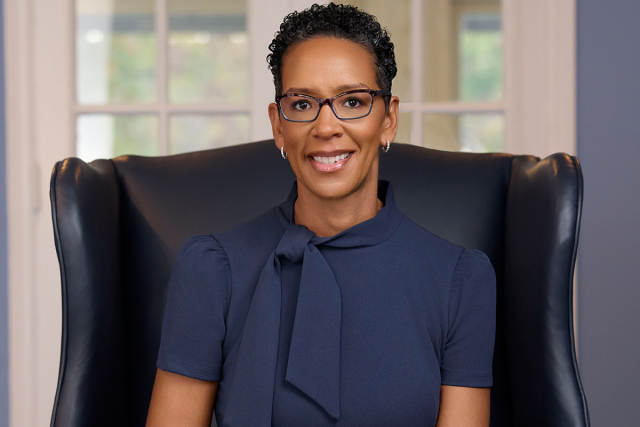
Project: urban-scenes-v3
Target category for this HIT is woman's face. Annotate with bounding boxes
[269,37,399,202]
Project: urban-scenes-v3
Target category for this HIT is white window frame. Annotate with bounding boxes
[4,0,576,425]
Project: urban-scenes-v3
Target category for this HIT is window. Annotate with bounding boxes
[75,0,251,161]
[74,0,504,162]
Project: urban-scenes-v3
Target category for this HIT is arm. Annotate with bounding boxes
[438,250,495,426]
[435,385,490,427]
[146,368,218,427]
[151,236,230,425]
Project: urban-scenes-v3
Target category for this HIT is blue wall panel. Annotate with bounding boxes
[577,1,640,425]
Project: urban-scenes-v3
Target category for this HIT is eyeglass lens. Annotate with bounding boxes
[280,92,373,121]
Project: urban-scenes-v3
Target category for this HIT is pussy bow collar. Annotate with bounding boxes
[222,180,404,427]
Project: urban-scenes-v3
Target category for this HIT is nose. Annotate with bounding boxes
[312,100,343,140]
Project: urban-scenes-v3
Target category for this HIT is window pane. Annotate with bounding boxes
[345,0,412,102]
[169,0,249,104]
[77,114,158,162]
[423,113,503,152]
[76,0,156,104]
[170,114,250,154]
[459,13,503,101]
[423,0,502,102]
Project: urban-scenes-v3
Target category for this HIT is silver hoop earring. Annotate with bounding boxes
[281,146,288,159]
[382,140,391,153]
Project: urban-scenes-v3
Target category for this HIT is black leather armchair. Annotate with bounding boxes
[49,140,590,427]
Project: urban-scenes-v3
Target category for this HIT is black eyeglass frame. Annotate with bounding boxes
[275,89,392,122]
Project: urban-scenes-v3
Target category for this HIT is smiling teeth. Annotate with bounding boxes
[312,152,350,164]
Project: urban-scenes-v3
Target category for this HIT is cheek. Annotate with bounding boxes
[281,125,305,151]
[350,108,386,143]
[280,126,307,176]
[347,123,382,149]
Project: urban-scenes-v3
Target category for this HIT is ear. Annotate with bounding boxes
[269,102,285,151]
[380,96,400,148]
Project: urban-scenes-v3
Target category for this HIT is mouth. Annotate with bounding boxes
[308,151,355,172]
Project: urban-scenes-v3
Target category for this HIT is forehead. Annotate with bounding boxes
[281,37,378,96]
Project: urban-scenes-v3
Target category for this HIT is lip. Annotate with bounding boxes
[307,148,353,157]
[308,150,355,173]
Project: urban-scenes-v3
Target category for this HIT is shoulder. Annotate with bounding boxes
[172,207,285,284]
[176,234,228,263]
[449,249,496,314]
[177,234,226,257]
[394,214,465,261]
[173,234,230,285]
[453,249,495,280]
[392,216,496,284]
[213,207,285,258]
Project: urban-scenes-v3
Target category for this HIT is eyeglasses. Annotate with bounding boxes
[276,89,392,122]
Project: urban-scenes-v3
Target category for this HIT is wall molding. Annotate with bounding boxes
[5,0,74,425]
[5,0,37,424]
[504,0,577,157]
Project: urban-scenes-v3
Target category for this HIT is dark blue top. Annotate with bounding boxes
[157,180,496,427]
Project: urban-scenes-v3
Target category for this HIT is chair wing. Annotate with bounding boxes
[50,159,127,426]
[504,155,589,426]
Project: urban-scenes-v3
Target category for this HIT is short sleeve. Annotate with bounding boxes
[156,235,231,381]
[441,249,497,387]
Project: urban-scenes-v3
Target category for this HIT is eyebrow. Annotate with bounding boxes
[283,82,371,95]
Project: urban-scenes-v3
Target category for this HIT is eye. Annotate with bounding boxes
[292,100,312,111]
[342,97,363,108]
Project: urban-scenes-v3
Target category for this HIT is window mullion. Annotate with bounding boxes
[410,0,423,146]
[156,0,169,155]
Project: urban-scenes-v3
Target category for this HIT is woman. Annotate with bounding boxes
[147,3,496,427]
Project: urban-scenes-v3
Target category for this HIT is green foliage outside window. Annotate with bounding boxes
[459,30,503,102]
[108,33,157,103]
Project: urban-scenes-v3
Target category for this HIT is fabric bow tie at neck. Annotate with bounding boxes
[223,222,341,426]
[222,180,402,427]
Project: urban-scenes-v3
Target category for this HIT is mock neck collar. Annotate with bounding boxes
[275,179,403,248]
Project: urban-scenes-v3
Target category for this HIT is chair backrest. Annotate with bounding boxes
[49,139,590,427]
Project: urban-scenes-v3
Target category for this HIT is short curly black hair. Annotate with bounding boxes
[267,3,397,102]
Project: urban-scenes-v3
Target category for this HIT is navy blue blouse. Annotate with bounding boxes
[157,180,496,427]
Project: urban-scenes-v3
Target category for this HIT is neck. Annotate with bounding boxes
[293,174,384,238]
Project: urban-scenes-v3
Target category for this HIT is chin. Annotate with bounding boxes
[302,174,367,201]
[307,180,349,200]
